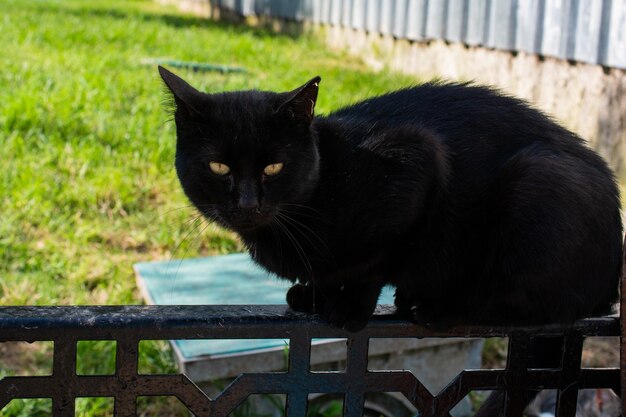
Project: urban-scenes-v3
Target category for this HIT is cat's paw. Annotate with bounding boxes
[393,290,414,314]
[327,309,370,332]
[286,284,315,313]
[323,298,374,332]
[410,305,453,330]
[410,305,433,325]
[396,297,439,326]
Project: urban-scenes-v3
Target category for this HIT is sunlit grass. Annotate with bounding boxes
[0,0,417,303]
[0,0,417,415]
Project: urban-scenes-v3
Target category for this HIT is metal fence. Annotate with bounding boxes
[213,0,626,70]
[0,305,622,417]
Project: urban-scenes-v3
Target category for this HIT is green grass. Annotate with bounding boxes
[0,0,417,415]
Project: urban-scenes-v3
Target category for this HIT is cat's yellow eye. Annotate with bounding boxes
[263,162,284,176]
[209,161,231,175]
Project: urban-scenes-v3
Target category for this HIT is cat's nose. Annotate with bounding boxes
[238,180,260,211]
[238,195,259,211]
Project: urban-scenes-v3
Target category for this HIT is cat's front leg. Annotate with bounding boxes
[287,254,386,331]
[321,278,385,332]
[286,278,383,331]
[286,282,327,314]
[394,289,451,328]
[314,255,386,331]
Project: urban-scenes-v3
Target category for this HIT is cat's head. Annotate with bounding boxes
[159,66,321,234]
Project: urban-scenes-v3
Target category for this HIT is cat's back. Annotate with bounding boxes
[329,81,537,123]
[324,81,616,189]
[327,82,572,150]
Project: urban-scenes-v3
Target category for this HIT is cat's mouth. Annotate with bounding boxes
[223,210,276,233]
[232,219,266,232]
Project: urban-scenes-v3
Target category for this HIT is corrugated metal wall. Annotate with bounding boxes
[214,0,626,69]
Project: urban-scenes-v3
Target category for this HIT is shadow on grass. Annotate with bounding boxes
[28,0,310,40]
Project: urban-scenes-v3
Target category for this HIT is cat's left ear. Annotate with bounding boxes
[158,66,204,117]
[274,76,321,124]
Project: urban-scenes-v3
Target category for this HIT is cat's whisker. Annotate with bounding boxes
[180,213,207,229]
[166,215,205,263]
[279,203,325,218]
[269,223,285,276]
[273,215,331,301]
[157,204,198,216]
[276,207,323,221]
[273,216,314,281]
[276,211,324,238]
[272,217,306,271]
[164,216,207,299]
[126,209,206,244]
[276,212,335,265]
[167,217,213,303]
[149,204,217,233]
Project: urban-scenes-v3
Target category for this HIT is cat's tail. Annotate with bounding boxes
[473,336,564,417]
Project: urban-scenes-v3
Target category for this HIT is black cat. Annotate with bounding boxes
[159,66,622,333]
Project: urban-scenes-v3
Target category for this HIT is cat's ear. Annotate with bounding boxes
[274,76,321,124]
[158,66,204,117]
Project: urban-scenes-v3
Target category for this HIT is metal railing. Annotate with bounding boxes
[0,302,623,417]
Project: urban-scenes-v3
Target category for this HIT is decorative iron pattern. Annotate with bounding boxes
[0,305,622,417]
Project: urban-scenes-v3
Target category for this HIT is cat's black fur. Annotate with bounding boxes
[159,66,622,334]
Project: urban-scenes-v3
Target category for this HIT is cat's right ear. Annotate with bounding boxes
[158,66,203,117]
[274,76,321,125]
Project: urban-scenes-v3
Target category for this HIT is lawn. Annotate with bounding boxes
[0,0,417,415]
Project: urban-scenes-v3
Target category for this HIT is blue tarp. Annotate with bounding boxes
[134,253,395,358]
